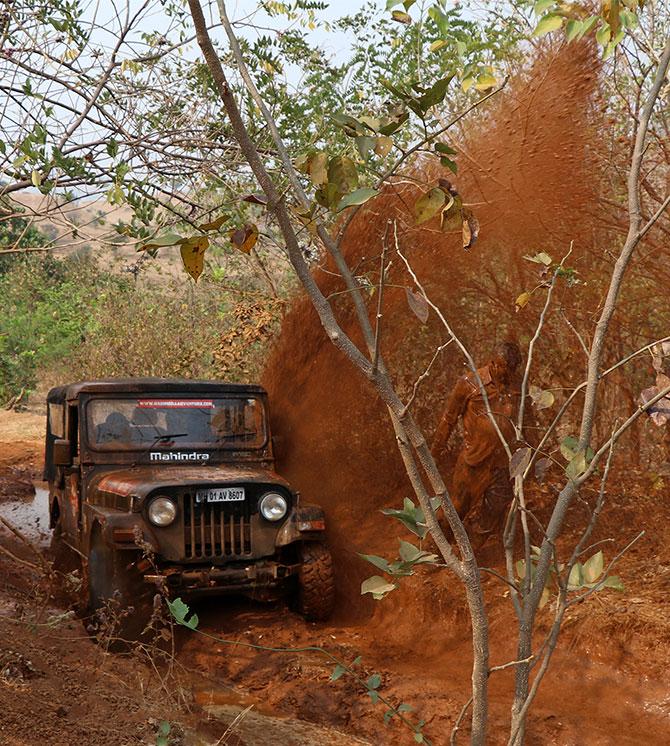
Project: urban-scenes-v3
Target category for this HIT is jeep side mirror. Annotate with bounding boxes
[53,439,72,466]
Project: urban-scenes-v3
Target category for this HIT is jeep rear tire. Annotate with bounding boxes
[87,530,152,642]
[298,542,335,622]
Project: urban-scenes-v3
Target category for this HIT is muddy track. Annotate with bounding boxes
[0,435,669,744]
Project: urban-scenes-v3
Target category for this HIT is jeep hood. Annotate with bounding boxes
[92,465,291,499]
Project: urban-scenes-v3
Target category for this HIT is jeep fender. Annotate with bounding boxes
[275,504,326,547]
[82,504,160,554]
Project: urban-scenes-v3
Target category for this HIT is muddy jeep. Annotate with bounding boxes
[44,379,335,633]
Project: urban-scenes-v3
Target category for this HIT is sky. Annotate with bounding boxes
[202,0,384,63]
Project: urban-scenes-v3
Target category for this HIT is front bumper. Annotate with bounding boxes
[143,559,301,595]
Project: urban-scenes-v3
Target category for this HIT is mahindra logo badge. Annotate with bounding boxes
[150,452,210,462]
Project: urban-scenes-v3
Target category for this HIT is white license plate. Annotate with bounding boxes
[195,487,245,503]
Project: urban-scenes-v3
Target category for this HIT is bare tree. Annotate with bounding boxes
[183,0,670,743]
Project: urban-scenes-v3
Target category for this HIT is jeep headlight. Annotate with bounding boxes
[259,492,288,522]
[148,496,177,527]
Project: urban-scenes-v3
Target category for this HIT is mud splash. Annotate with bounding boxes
[261,42,607,630]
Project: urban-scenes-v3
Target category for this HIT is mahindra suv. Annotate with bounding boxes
[44,379,335,635]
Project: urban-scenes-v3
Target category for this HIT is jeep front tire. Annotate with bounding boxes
[87,529,152,641]
[298,541,335,622]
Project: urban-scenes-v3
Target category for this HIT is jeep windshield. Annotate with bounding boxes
[86,397,266,451]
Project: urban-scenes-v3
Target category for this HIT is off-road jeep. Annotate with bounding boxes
[44,379,335,633]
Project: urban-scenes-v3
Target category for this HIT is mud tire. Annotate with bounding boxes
[298,542,335,622]
[50,521,79,575]
[86,529,152,642]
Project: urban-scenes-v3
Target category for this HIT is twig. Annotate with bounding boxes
[401,339,454,416]
[450,697,473,746]
[372,221,392,375]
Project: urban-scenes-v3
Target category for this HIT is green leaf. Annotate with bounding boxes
[533,14,564,37]
[381,498,430,539]
[331,113,364,137]
[167,597,199,629]
[534,0,555,13]
[567,563,584,590]
[140,232,185,252]
[575,15,599,41]
[158,721,171,737]
[583,550,604,583]
[435,142,457,156]
[378,112,409,136]
[361,575,396,600]
[414,733,425,744]
[337,187,379,212]
[461,76,475,92]
[560,435,580,461]
[475,72,497,91]
[398,703,413,713]
[367,673,382,690]
[601,575,624,591]
[565,450,587,480]
[398,540,422,563]
[440,157,458,174]
[314,182,342,210]
[427,6,449,35]
[417,74,453,112]
[359,115,380,132]
[106,139,119,158]
[429,40,448,53]
[355,135,377,160]
[595,22,611,46]
[31,170,42,187]
[414,187,446,224]
[565,19,582,42]
[0,141,5,155]
[157,737,168,746]
[359,553,392,573]
[330,664,347,681]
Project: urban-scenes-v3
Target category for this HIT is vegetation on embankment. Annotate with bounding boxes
[0,252,284,406]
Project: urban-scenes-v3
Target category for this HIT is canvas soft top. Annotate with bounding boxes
[46,378,266,404]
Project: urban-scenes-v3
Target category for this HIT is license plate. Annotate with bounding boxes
[195,487,245,503]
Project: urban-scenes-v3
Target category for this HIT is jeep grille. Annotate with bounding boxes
[183,495,252,559]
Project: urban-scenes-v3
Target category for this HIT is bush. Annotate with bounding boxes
[0,250,285,406]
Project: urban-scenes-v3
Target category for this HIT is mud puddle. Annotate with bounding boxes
[0,484,50,547]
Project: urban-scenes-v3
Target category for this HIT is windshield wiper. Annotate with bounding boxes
[131,432,189,467]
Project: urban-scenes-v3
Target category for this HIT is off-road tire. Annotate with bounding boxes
[50,521,79,574]
[298,542,335,622]
[86,529,152,642]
